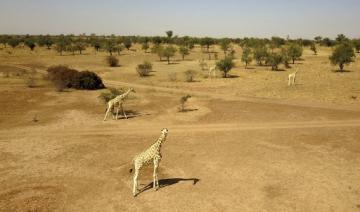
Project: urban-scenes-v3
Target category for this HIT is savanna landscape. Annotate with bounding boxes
[1,2,360,212]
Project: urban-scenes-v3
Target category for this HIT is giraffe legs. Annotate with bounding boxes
[153,159,159,190]
[115,105,120,120]
[121,104,127,119]
[133,169,139,197]
[103,105,112,121]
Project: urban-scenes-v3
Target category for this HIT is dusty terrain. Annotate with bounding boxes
[0,45,360,212]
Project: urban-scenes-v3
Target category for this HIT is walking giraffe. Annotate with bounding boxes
[103,88,135,121]
[130,128,169,197]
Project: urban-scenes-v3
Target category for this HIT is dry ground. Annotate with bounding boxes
[0,45,360,212]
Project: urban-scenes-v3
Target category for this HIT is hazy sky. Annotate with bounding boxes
[0,0,359,39]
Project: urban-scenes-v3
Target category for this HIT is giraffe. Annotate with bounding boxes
[288,69,299,86]
[103,88,135,121]
[208,65,217,78]
[130,128,169,197]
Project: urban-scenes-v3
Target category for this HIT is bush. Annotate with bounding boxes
[73,71,105,90]
[266,53,283,71]
[25,76,36,88]
[216,57,235,78]
[136,61,153,77]
[179,94,191,112]
[99,87,124,104]
[107,55,119,67]
[184,70,196,82]
[168,72,177,81]
[47,65,105,91]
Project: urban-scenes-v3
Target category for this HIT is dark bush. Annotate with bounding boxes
[106,55,119,67]
[73,71,105,90]
[136,61,153,77]
[47,65,105,91]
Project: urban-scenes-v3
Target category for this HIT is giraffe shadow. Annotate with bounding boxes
[112,110,150,120]
[138,178,200,195]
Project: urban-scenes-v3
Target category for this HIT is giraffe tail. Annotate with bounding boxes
[129,168,133,173]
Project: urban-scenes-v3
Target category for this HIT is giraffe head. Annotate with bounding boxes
[129,87,136,93]
[161,128,169,135]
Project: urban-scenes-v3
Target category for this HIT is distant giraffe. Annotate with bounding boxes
[208,65,217,78]
[103,88,135,121]
[288,70,299,86]
[130,128,169,197]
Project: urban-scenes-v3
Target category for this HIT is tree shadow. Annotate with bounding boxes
[137,178,200,196]
[244,67,256,70]
[332,69,352,73]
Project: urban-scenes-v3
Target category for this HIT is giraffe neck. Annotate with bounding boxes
[154,133,167,150]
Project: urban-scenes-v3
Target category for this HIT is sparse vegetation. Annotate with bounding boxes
[136,61,153,77]
[107,55,119,67]
[310,43,317,55]
[184,70,197,82]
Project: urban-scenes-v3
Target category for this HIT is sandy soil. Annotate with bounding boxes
[0,46,360,211]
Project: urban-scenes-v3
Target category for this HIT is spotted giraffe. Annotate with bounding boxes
[130,128,169,197]
[103,88,135,121]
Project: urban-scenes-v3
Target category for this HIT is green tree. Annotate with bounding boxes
[353,39,360,53]
[123,38,132,50]
[142,42,149,53]
[281,48,291,68]
[220,39,231,56]
[329,43,355,71]
[336,34,349,43]
[314,36,322,44]
[8,38,21,48]
[216,57,235,78]
[200,37,214,52]
[163,45,177,64]
[179,46,190,60]
[266,52,283,71]
[287,43,303,64]
[166,30,173,43]
[253,46,268,66]
[38,35,53,49]
[151,44,165,61]
[55,35,70,55]
[75,40,87,54]
[310,43,317,55]
[114,44,124,55]
[24,39,36,51]
[241,47,252,68]
[103,39,116,55]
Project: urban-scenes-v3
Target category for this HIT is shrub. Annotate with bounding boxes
[107,55,119,67]
[179,46,190,60]
[163,45,177,64]
[99,87,124,104]
[216,57,235,78]
[25,76,36,88]
[184,70,196,82]
[179,94,191,112]
[47,65,105,91]
[73,71,105,90]
[168,72,177,81]
[241,47,252,68]
[253,46,268,66]
[136,61,153,77]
